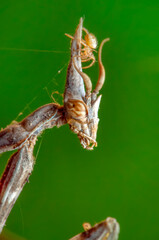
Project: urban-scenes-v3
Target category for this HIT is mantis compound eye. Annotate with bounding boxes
[65,99,88,122]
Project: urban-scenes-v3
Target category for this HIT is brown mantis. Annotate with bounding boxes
[0,17,119,239]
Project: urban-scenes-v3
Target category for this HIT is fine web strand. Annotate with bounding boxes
[14,61,69,122]
[0,46,69,121]
[0,47,68,54]
[43,62,68,103]
[35,136,44,162]
[18,202,25,235]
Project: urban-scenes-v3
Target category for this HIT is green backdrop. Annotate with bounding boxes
[0,1,158,240]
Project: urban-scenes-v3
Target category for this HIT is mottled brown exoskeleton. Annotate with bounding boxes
[0,18,110,233]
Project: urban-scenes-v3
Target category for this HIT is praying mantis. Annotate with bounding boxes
[0,18,119,239]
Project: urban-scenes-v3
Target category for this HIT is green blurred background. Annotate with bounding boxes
[0,0,158,239]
